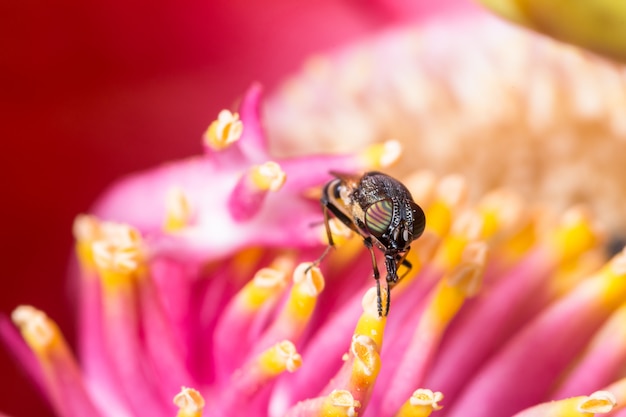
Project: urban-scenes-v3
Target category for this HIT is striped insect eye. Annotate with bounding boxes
[365,199,394,236]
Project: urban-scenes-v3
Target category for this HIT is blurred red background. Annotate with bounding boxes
[0,0,461,415]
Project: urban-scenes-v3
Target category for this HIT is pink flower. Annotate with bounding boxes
[4,3,626,417]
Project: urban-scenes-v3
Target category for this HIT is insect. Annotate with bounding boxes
[313,171,426,317]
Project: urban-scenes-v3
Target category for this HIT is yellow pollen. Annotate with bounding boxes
[11,306,58,352]
[354,287,386,348]
[203,109,243,150]
[446,241,488,297]
[239,266,289,310]
[409,389,443,410]
[359,139,402,169]
[292,263,325,296]
[424,175,467,239]
[395,388,444,417]
[250,161,287,192]
[72,214,102,243]
[173,387,205,417]
[164,187,193,232]
[90,222,144,287]
[322,390,361,417]
[284,263,325,320]
[577,391,617,414]
[350,335,380,382]
[548,206,601,263]
[73,214,103,270]
[259,340,302,374]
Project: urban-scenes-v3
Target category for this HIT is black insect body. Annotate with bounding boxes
[314,171,426,317]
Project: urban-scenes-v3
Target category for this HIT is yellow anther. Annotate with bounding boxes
[321,390,361,417]
[204,109,243,150]
[250,161,286,192]
[164,187,192,232]
[89,222,144,290]
[425,175,467,239]
[173,387,205,417]
[73,214,103,269]
[11,306,58,353]
[259,340,302,375]
[577,391,616,414]
[549,206,601,263]
[239,267,289,310]
[396,389,444,417]
[350,335,381,387]
[429,241,487,326]
[354,287,387,348]
[359,139,403,169]
[285,263,325,320]
[409,389,443,410]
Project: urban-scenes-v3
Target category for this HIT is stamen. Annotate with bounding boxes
[320,390,361,417]
[164,186,193,232]
[73,214,103,270]
[577,391,616,414]
[173,387,205,417]
[382,241,487,414]
[548,206,602,263]
[218,341,302,413]
[348,335,381,388]
[425,175,467,239]
[258,340,303,375]
[286,263,324,320]
[395,389,444,417]
[213,259,292,380]
[203,109,243,150]
[11,306,101,416]
[511,391,617,417]
[228,161,287,221]
[12,306,57,353]
[250,161,287,192]
[251,263,325,356]
[355,287,387,348]
[91,222,143,276]
[359,139,403,169]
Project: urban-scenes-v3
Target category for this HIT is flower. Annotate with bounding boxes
[4,4,626,417]
[4,79,626,417]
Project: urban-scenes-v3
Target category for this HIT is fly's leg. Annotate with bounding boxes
[364,237,384,317]
[393,248,412,284]
[307,205,335,273]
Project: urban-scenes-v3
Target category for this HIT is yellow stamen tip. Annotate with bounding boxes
[259,340,302,375]
[11,306,58,352]
[447,241,488,297]
[240,266,289,310]
[91,223,143,275]
[173,387,205,417]
[577,391,616,414]
[350,335,381,385]
[293,263,325,297]
[549,206,601,262]
[322,390,361,417]
[320,218,354,246]
[360,139,403,169]
[355,287,386,348]
[409,389,444,410]
[250,161,287,192]
[397,389,444,417]
[164,187,193,232]
[203,109,243,150]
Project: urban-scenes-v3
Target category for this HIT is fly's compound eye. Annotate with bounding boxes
[410,201,426,240]
[365,199,394,239]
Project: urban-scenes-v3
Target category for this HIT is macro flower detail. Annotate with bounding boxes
[4,7,626,417]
